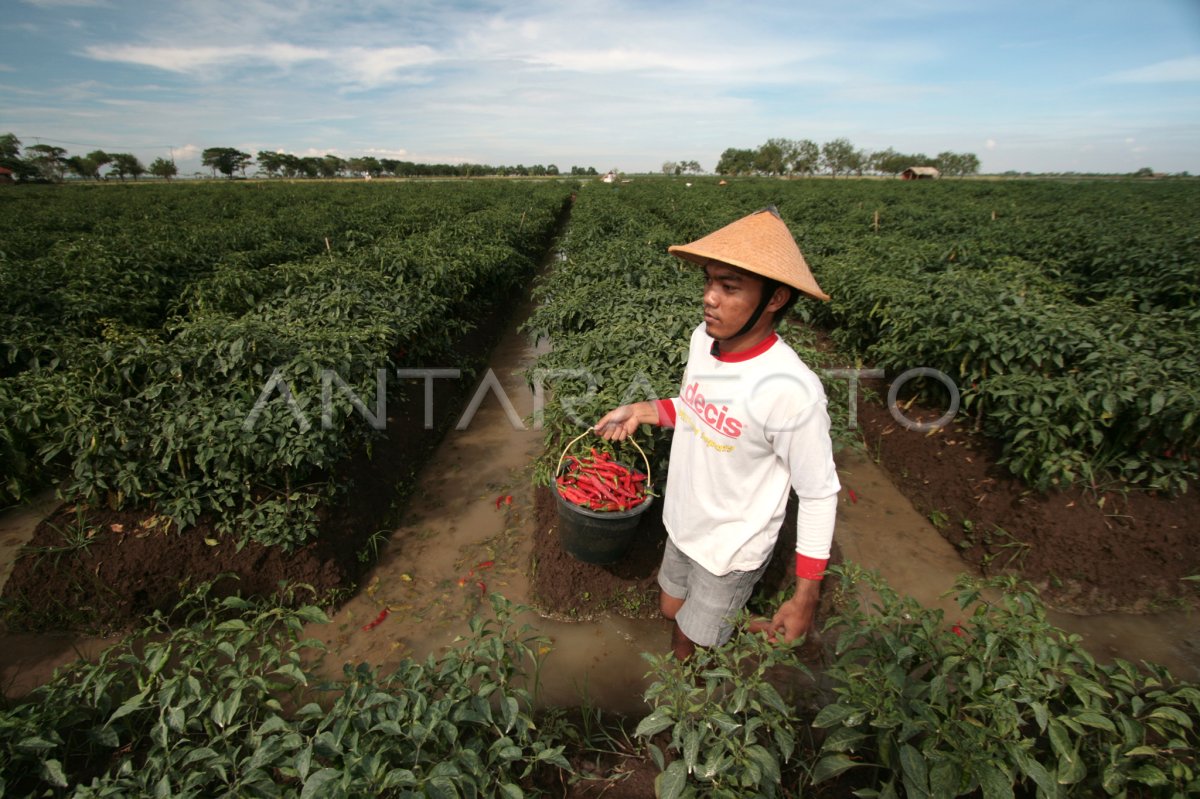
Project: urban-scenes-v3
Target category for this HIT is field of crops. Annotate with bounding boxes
[1,180,572,548]
[1,177,1198,796]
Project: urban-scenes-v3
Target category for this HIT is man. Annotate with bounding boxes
[594,206,840,659]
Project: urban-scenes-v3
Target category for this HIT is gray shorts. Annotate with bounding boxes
[657,537,770,647]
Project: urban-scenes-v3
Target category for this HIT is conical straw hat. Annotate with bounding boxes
[667,206,830,301]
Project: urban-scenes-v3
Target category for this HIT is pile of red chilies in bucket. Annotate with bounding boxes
[556,449,648,512]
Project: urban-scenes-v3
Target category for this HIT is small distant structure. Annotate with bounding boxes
[600,169,618,183]
[901,166,939,181]
[0,167,14,184]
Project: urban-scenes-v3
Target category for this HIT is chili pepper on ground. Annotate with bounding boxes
[848,488,859,504]
[362,608,389,631]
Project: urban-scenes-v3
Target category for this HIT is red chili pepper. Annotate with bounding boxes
[476,581,486,596]
[362,608,389,631]
[475,560,494,571]
[848,488,859,504]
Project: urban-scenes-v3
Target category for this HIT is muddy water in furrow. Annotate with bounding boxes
[303,290,671,715]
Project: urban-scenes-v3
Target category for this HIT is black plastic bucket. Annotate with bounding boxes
[554,430,655,565]
[555,487,653,565]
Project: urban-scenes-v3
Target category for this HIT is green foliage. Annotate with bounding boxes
[0,181,573,547]
[0,587,572,797]
[815,565,1200,797]
[635,619,811,798]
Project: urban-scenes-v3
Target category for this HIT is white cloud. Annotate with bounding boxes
[82,41,442,89]
[83,43,327,73]
[985,138,996,150]
[337,46,441,88]
[1103,55,1200,84]
[20,0,109,7]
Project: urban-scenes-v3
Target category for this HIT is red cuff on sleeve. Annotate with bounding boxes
[656,398,677,428]
[796,553,828,581]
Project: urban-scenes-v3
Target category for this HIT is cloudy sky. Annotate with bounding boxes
[3,0,1199,175]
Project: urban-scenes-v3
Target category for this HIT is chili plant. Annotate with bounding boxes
[814,565,1200,797]
[635,615,814,798]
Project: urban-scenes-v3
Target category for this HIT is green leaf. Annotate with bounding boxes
[1127,763,1169,786]
[274,662,308,686]
[899,744,929,797]
[1146,706,1193,729]
[300,768,341,799]
[813,702,861,728]
[41,759,68,788]
[812,753,861,784]
[1072,711,1116,732]
[635,707,674,738]
[657,760,689,799]
[683,728,701,771]
[929,761,958,797]
[976,763,1014,799]
[17,736,57,752]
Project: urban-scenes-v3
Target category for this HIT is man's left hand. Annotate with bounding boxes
[753,579,820,643]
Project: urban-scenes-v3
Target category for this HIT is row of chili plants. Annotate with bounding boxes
[0,180,574,546]
[6,576,1193,796]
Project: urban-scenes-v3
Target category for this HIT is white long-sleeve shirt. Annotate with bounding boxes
[655,323,840,577]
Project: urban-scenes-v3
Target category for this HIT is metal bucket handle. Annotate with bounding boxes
[555,427,652,489]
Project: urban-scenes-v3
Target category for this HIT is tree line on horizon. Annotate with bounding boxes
[708,137,981,178]
[0,134,598,182]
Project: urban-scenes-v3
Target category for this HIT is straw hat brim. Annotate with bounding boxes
[667,208,830,301]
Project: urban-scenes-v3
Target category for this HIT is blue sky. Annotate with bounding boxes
[3,0,1199,175]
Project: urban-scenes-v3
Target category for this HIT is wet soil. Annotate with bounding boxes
[853,387,1200,616]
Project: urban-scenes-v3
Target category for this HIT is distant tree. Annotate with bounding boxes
[820,138,856,178]
[758,138,800,176]
[754,139,788,176]
[65,150,111,180]
[149,157,177,180]
[0,132,21,166]
[109,153,146,181]
[872,147,909,176]
[1133,167,1154,178]
[66,155,94,180]
[348,156,383,177]
[791,139,821,176]
[679,160,703,175]
[662,160,679,176]
[934,151,981,177]
[318,154,345,178]
[846,146,868,176]
[298,156,322,178]
[256,150,288,177]
[716,147,756,176]
[202,147,253,178]
[546,164,559,175]
[25,143,68,181]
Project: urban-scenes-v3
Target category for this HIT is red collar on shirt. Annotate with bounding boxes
[710,332,779,362]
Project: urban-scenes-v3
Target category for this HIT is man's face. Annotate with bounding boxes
[702,262,768,340]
